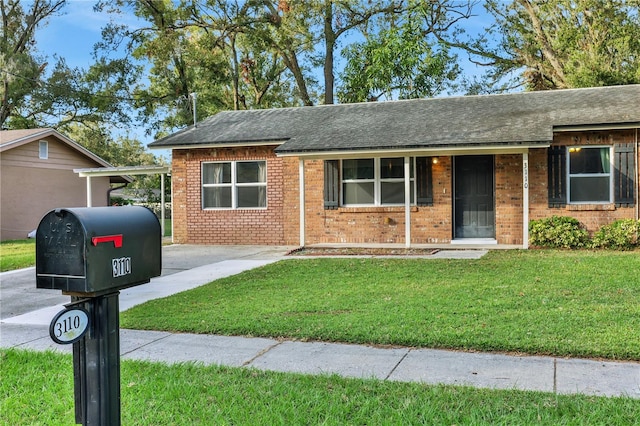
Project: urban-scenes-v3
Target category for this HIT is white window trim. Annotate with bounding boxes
[341,157,415,207]
[202,160,267,210]
[566,145,613,204]
[39,140,48,159]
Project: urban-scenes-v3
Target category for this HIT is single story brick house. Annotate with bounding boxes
[149,85,640,248]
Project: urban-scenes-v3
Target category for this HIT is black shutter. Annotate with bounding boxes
[416,157,433,206]
[324,160,339,210]
[614,143,636,207]
[548,146,566,207]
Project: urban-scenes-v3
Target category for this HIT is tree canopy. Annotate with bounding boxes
[3,0,640,143]
[448,0,640,91]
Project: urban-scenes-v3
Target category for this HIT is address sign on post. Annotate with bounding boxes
[49,307,89,345]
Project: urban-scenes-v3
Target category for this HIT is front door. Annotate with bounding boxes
[454,155,495,239]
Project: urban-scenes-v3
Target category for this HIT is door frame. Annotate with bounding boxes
[452,155,496,240]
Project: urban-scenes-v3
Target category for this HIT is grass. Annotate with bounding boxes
[121,250,640,360]
[0,239,35,272]
[163,218,172,237]
[2,349,639,425]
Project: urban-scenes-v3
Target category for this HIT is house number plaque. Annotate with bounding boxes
[49,307,90,345]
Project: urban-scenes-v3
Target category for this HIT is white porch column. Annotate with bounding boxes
[86,176,92,207]
[160,173,166,237]
[522,152,529,249]
[299,159,305,247]
[404,156,411,248]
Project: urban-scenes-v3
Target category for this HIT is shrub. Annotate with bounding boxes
[591,219,640,250]
[529,216,590,249]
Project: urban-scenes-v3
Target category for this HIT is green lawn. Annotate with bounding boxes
[0,239,35,272]
[2,349,639,425]
[121,250,640,360]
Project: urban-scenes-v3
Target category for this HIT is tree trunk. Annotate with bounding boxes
[323,2,335,105]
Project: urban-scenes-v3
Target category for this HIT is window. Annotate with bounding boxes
[568,147,611,203]
[39,141,48,159]
[202,161,266,209]
[341,157,415,206]
[548,143,635,207]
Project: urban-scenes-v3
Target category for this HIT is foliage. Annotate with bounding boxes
[122,250,640,360]
[95,0,316,134]
[528,216,590,249]
[4,349,640,425]
[0,0,66,128]
[0,239,35,272]
[1,1,143,130]
[447,0,640,91]
[591,219,640,250]
[338,18,459,102]
[92,0,477,135]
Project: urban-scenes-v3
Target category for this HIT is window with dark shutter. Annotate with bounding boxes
[548,146,566,207]
[324,159,339,209]
[416,157,433,206]
[614,142,636,207]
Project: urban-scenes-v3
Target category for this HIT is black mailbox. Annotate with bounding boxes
[36,206,162,295]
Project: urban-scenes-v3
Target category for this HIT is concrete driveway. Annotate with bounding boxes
[0,245,294,321]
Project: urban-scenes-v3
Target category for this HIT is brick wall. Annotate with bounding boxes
[171,146,285,245]
[302,157,454,244]
[495,154,524,245]
[529,130,638,234]
[172,129,637,246]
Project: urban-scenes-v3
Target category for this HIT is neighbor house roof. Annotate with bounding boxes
[0,128,132,183]
[148,85,640,156]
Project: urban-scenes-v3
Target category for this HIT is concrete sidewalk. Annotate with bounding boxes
[2,246,639,399]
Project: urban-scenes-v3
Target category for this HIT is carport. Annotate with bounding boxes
[74,165,171,237]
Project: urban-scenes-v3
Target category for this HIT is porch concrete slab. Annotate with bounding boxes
[249,341,409,380]
[430,250,488,259]
[121,333,279,367]
[556,358,640,398]
[389,348,554,392]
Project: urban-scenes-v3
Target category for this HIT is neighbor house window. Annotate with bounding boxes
[567,146,611,203]
[341,157,415,206]
[202,161,267,209]
[39,141,48,159]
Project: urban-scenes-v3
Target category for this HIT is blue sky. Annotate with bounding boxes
[36,1,134,69]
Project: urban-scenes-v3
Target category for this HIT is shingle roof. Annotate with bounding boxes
[148,85,640,154]
[0,128,132,183]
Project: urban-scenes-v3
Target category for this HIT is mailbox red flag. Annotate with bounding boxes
[91,234,123,248]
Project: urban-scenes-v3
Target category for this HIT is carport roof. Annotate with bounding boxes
[147,85,640,155]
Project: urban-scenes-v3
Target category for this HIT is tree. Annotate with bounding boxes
[448,0,640,91]
[338,1,472,102]
[94,0,309,134]
[1,0,143,130]
[0,0,65,128]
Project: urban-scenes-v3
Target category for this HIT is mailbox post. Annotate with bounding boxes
[36,206,161,426]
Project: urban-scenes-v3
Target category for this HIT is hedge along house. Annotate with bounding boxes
[149,85,640,248]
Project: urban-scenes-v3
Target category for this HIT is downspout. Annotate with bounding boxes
[107,183,128,206]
